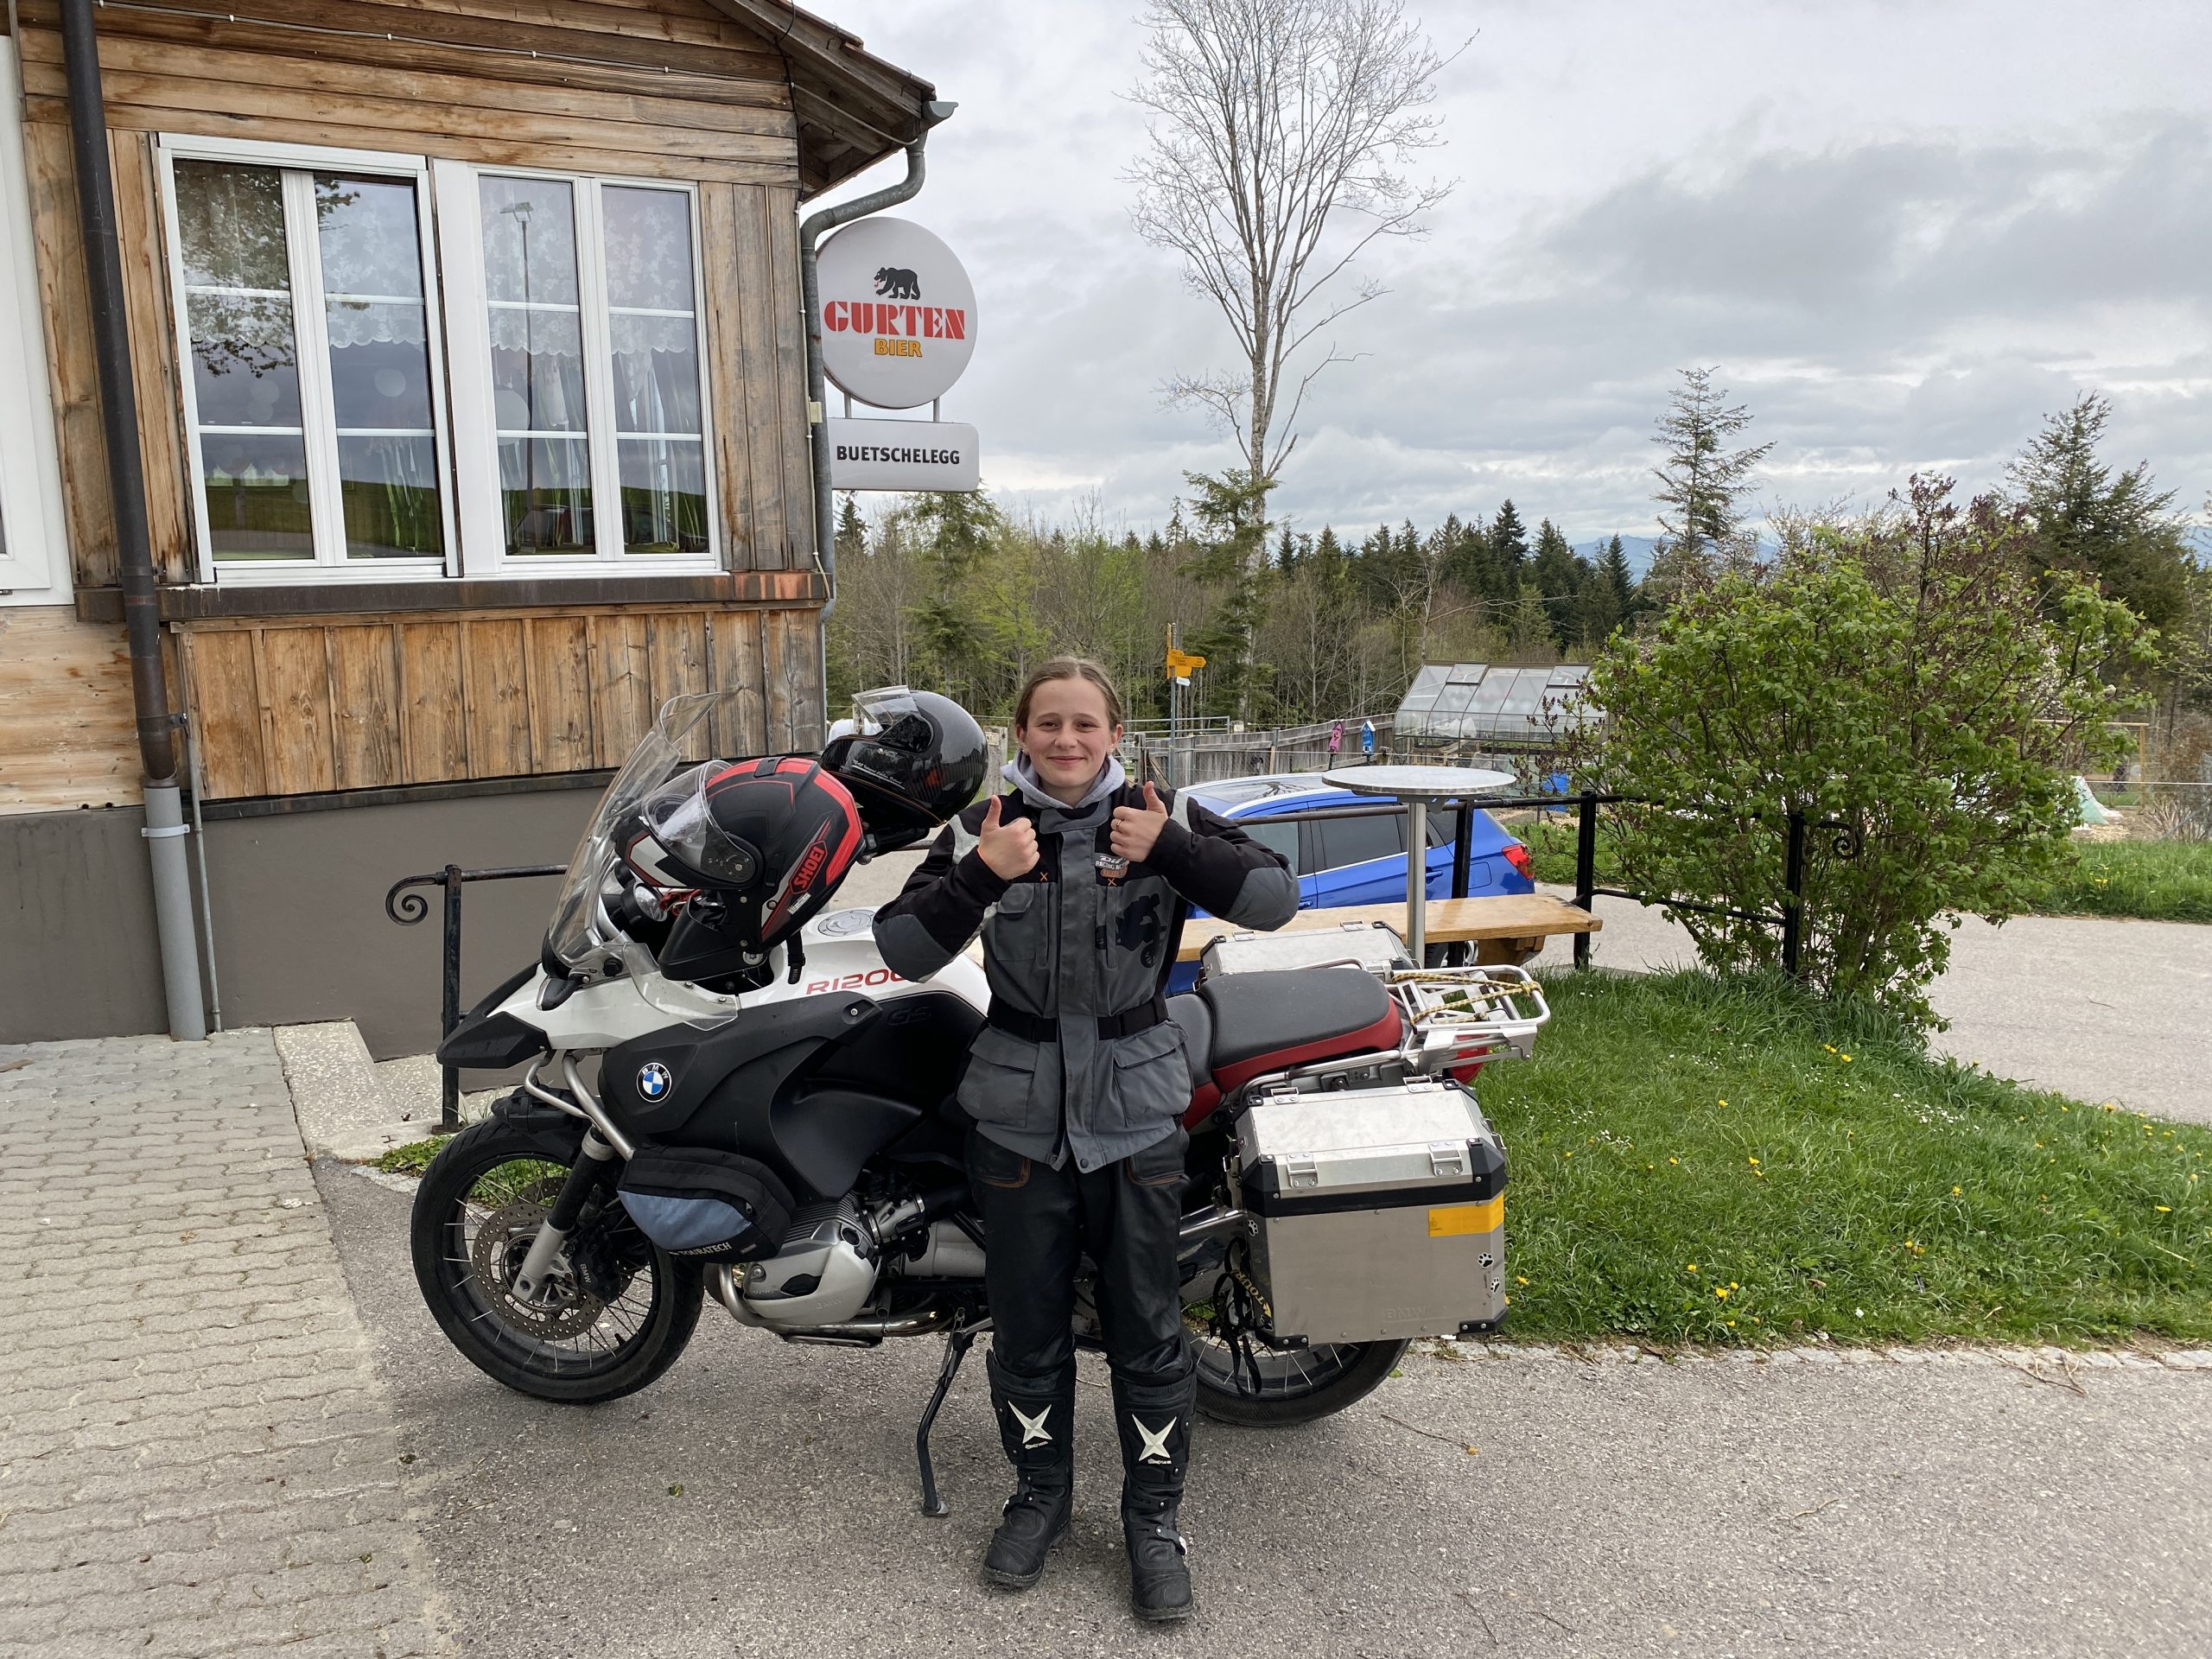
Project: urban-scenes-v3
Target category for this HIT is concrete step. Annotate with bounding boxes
[273,1021,495,1161]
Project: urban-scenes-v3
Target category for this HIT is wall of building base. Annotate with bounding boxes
[2,805,167,1043]
[3,784,599,1055]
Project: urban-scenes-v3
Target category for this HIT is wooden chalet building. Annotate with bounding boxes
[0,0,939,1048]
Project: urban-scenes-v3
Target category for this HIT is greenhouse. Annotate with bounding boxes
[1392,663,1598,747]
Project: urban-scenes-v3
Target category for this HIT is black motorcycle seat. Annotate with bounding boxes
[1165,994,1213,1090]
[1196,969,1396,1072]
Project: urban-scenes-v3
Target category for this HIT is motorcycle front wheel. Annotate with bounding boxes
[410,1117,702,1405]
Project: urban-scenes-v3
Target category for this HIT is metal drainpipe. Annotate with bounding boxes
[60,0,205,1041]
[798,101,955,731]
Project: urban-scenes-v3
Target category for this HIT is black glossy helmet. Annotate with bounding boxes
[823,686,987,838]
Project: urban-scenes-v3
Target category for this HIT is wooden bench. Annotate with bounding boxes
[1175,893,1599,965]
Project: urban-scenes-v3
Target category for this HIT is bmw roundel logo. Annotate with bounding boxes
[636,1062,672,1102]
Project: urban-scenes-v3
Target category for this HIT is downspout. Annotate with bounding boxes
[60,0,205,1041]
[799,100,955,726]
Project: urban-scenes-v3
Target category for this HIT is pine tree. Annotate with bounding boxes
[835,493,867,563]
[1598,534,1637,620]
[1486,499,1529,604]
[2005,392,2195,633]
[1647,367,1771,603]
[1530,518,1584,647]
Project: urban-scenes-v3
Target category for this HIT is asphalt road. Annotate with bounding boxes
[322,1164,2212,1658]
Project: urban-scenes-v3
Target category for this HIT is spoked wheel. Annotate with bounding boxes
[410,1117,702,1404]
[1182,1243,1408,1427]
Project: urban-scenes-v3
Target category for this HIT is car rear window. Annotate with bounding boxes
[1316,814,1404,870]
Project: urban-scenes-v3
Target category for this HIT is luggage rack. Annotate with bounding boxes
[1385,963,1550,1065]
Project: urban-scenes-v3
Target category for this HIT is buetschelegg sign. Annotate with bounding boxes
[825,417,980,491]
[816,216,981,491]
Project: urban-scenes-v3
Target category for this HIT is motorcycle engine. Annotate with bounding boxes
[736,1196,877,1325]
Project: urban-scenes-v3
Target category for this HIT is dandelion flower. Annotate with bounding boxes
[2158,1205,2173,1213]
[1669,1157,1680,1166]
[1516,1274,1529,1285]
[1748,1156,1760,1166]
[1952,1185,1962,1196]
[1840,1053,1853,1063]
[1715,1287,1730,1299]
[1686,1263,1698,1274]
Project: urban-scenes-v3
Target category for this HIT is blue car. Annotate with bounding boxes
[1167,772,1535,990]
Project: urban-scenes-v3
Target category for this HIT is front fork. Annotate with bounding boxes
[512,1130,619,1303]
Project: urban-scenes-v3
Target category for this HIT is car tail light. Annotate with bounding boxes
[1503,842,1533,881]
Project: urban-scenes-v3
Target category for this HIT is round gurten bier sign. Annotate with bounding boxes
[817,217,977,410]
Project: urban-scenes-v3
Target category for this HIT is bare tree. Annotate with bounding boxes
[1127,0,1456,509]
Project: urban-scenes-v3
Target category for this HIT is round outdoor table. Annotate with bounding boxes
[1323,765,1514,963]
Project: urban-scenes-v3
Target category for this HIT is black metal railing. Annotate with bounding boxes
[385,863,566,1132]
[1244,788,1862,976]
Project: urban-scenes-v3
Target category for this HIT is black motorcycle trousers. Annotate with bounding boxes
[967,1122,1192,1391]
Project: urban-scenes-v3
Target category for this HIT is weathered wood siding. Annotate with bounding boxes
[0,607,141,814]
[13,0,817,593]
[176,604,823,799]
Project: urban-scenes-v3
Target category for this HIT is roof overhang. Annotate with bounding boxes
[702,0,943,197]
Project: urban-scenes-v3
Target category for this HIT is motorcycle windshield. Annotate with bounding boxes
[543,690,750,994]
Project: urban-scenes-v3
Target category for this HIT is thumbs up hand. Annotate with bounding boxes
[976,794,1039,880]
[1109,782,1173,864]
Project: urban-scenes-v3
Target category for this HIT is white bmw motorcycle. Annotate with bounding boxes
[410,690,1544,1513]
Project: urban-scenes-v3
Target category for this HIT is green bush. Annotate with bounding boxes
[1580,480,2149,1027]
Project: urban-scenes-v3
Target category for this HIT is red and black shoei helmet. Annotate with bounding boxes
[619,755,861,954]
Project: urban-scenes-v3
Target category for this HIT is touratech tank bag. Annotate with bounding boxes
[617,1147,794,1262]
[1233,1078,1507,1344]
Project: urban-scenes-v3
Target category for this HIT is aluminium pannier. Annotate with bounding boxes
[1233,1077,1507,1344]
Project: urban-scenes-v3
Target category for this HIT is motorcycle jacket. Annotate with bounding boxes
[874,769,1297,1173]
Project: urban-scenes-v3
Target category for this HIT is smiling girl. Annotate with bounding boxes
[873,658,1296,1621]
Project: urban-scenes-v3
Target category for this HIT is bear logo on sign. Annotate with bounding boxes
[873,266,921,299]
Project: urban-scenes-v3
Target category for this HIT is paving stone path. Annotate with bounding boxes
[0,1031,448,1657]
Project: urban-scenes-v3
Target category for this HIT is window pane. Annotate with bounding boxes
[499,435,594,556]
[610,314,701,435]
[313,175,423,299]
[325,306,434,429]
[312,174,442,562]
[490,308,587,434]
[1242,819,1301,874]
[1317,814,1404,870]
[175,161,287,290]
[602,186,694,312]
[338,435,443,559]
[185,293,302,428]
[200,432,312,562]
[617,437,707,555]
[479,176,579,306]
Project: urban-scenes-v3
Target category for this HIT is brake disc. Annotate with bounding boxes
[469,1185,606,1343]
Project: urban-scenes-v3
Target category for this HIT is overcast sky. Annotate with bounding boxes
[809,0,2212,548]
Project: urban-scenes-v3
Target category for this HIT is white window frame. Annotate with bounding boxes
[156,133,459,587]
[434,160,721,578]
[0,36,72,605]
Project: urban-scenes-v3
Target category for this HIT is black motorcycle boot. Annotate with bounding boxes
[1112,1364,1198,1623]
[982,1354,1076,1591]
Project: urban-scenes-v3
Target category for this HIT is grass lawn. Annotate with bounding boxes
[1478,969,2212,1348]
[2019,838,2212,925]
